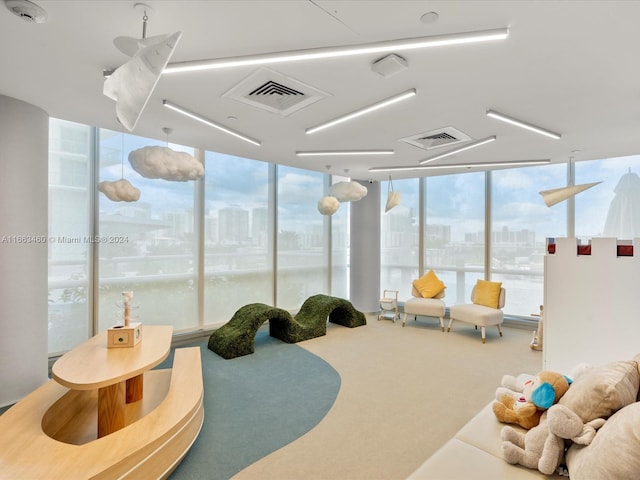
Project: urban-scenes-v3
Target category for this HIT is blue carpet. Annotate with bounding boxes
[164,330,341,480]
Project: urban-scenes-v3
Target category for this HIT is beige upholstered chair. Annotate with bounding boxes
[403,285,446,331]
[448,285,506,343]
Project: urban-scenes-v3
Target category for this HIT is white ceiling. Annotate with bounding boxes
[2,0,639,181]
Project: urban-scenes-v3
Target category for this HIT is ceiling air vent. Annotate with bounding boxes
[400,127,472,151]
[223,67,329,116]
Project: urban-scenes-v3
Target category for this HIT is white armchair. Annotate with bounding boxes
[403,285,446,331]
[448,283,506,343]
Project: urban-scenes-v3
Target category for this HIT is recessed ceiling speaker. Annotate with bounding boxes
[4,0,48,23]
[371,54,408,78]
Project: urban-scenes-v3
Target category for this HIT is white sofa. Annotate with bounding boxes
[408,402,559,479]
[409,357,640,480]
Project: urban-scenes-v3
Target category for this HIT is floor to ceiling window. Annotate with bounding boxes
[203,152,273,323]
[330,175,350,299]
[425,172,486,306]
[48,119,342,354]
[276,165,328,310]
[96,129,197,333]
[49,119,640,353]
[380,178,419,301]
[575,154,640,239]
[490,163,567,316]
[48,119,92,353]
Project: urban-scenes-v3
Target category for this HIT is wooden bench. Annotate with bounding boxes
[0,347,203,479]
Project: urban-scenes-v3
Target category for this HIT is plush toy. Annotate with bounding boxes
[493,371,571,430]
[501,403,606,475]
[495,373,532,399]
[500,359,640,478]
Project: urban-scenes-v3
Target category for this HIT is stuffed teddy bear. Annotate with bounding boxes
[501,403,606,475]
[493,371,571,430]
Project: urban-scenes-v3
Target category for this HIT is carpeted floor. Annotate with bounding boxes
[232,314,542,480]
[166,331,341,480]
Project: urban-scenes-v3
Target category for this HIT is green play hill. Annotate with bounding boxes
[208,294,367,359]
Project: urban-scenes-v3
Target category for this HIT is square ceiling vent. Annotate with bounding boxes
[223,67,329,116]
[400,127,472,150]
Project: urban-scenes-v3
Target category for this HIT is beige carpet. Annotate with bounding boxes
[233,314,542,480]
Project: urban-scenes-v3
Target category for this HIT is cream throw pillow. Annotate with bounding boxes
[412,270,445,298]
[558,360,639,422]
[566,402,640,480]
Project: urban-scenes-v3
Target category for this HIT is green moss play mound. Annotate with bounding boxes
[208,294,366,359]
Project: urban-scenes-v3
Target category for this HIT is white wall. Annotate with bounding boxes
[0,95,49,407]
[543,237,640,374]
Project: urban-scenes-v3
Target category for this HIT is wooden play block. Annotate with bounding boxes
[107,323,142,348]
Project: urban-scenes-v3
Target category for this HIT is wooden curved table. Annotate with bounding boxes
[52,325,173,437]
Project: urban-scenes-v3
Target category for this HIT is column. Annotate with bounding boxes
[0,95,49,406]
[350,181,380,313]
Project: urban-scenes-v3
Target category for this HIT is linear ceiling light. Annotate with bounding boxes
[369,159,551,173]
[419,136,496,164]
[296,150,394,156]
[162,100,261,146]
[163,28,509,74]
[306,89,416,135]
[486,109,561,139]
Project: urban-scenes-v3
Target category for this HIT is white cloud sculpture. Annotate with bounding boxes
[98,179,141,202]
[328,181,368,202]
[317,196,341,216]
[129,146,204,181]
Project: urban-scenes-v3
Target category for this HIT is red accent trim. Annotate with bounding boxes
[545,242,634,256]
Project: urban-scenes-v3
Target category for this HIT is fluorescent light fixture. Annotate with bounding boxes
[419,136,496,164]
[164,28,509,74]
[162,100,261,146]
[296,150,394,156]
[486,109,561,139]
[306,89,416,134]
[369,159,550,173]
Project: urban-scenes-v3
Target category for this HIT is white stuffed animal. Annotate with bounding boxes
[501,403,605,475]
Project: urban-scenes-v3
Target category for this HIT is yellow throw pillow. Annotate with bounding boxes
[412,270,446,298]
[473,280,503,308]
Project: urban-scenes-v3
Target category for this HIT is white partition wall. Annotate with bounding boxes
[0,95,49,406]
[543,237,640,374]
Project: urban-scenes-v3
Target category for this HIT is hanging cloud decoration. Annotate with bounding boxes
[318,196,341,216]
[128,146,204,181]
[98,179,141,202]
[328,181,368,202]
